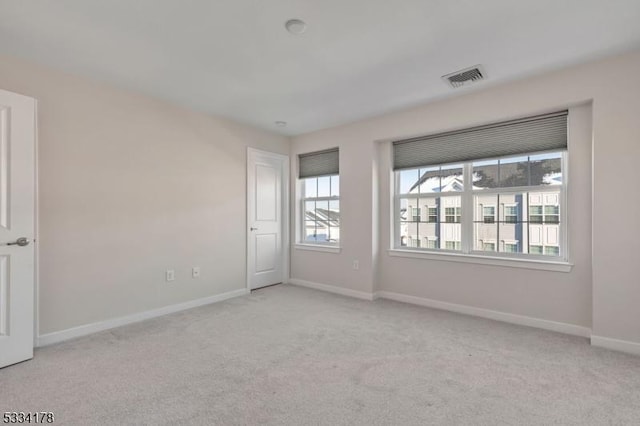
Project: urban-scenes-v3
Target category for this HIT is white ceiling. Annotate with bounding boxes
[1,1,640,135]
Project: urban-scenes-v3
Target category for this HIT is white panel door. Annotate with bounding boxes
[0,89,36,369]
[247,148,288,290]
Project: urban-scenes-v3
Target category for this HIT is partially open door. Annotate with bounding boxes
[0,89,36,368]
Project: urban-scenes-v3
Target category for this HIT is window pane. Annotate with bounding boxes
[304,178,317,198]
[304,221,318,242]
[440,165,464,192]
[499,156,529,188]
[330,175,340,197]
[313,211,330,242]
[472,159,499,189]
[399,169,420,194]
[530,152,562,186]
[416,167,440,194]
[329,200,340,226]
[315,200,329,222]
[399,221,418,248]
[317,176,331,197]
[304,201,316,221]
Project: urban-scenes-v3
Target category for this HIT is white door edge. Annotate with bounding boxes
[33,99,40,346]
[246,147,289,291]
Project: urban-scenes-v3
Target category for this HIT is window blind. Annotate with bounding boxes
[298,148,339,178]
[393,111,568,170]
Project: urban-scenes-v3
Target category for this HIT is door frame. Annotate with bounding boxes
[246,147,290,291]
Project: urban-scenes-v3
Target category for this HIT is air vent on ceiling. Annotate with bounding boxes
[442,65,486,88]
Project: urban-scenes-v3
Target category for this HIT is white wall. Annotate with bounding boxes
[0,54,290,335]
[290,49,640,346]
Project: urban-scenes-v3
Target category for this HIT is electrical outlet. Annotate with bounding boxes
[352,260,359,270]
[165,269,175,282]
[192,267,201,278]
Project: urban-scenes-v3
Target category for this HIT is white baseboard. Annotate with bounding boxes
[375,291,592,338]
[288,278,376,301]
[591,335,640,356]
[37,288,249,347]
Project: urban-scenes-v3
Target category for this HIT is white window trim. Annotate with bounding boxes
[392,152,569,268]
[295,243,341,254]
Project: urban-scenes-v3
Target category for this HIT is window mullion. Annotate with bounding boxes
[462,163,473,254]
[393,173,400,248]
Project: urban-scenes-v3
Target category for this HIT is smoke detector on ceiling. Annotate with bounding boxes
[442,65,486,89]
[285,19,307,35]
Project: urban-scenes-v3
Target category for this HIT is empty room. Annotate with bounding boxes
[2,1,640,424]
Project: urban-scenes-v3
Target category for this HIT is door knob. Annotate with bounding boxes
[6,237,30,247]
[250,227,258,231]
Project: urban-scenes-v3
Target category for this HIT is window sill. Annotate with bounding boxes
[295,244,341,254]
[387,249,573,272]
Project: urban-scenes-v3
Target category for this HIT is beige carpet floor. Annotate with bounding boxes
[2,284,640,425]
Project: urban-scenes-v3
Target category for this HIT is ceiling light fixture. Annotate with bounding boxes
[275,121,287,127]
[285,19,307,35]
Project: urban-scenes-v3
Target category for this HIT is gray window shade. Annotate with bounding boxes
[299,148,339,178]
[393,111,568,170]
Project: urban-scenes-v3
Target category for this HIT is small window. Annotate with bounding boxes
[530,245,543,255]
[298,148,340,247]
[445,241,461,251]
[302,176,340,244]
[545,206,560,224]
[445,207,461,223]
[427,207,438,223]
[483,206,496,224]
[529,206,543,224]
[412,207,421,222]
[483,242,496,252]
[544,246,559,256]
[425,238,438,249]
[406,237,421,248]
[504,243,518,253]
[504,205,518,224]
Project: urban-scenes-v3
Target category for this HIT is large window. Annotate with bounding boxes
[298,148,340,246]
[395,151,565,259]
[392,111,568,261]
